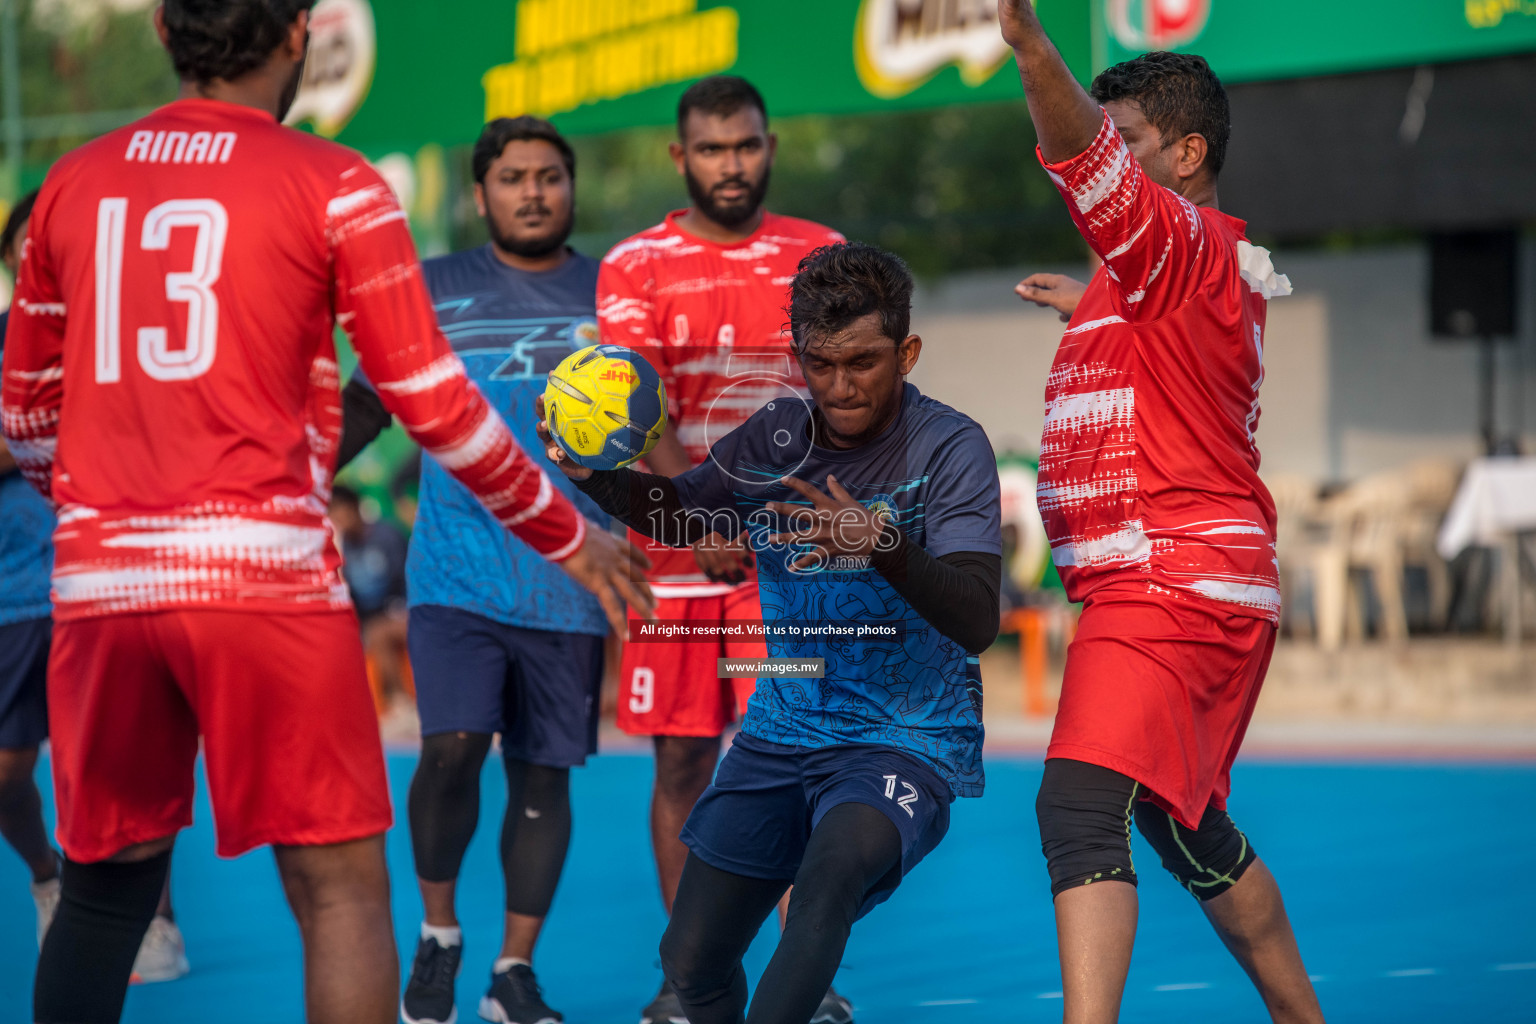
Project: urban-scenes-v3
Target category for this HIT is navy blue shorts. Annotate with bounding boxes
[680,732,952,918]
[0,617,50,749]
[408,604,603,767]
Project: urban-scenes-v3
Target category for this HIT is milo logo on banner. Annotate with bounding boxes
[854,0,1011,98]
[284,0,377,138]
[1106,0,1211,50]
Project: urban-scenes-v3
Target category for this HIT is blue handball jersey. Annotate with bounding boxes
[673,383,1001,798]
[0,312,55,626]
[389,246,608,635]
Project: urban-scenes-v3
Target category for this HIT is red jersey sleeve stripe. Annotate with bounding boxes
[1039,111,1206,321]
[328,162,583,561]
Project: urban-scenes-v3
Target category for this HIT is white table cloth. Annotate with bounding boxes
[1437,457,1536,559]
[1437,456,1536,644]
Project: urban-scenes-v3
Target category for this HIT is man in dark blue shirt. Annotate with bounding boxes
[537,242,1003,1023]
[338,117,611,1024]
[328,484,408,620]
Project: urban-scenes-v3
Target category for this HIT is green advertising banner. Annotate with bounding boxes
[302,0,1087,153]
[292,0,1536,154]
[1095,1,1536,83]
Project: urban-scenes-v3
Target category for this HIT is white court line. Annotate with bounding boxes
[1384,968,1438,977]
[1035,991,1064,999]
[1153,982,1212,991]
[1493,962,1536,971]
[1308,975,1329,982]
[917,999,980,1006]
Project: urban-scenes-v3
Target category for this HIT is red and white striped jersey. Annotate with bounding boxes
[1037,112,1291,622]
[0,99,582,621]
[598,210,842,590]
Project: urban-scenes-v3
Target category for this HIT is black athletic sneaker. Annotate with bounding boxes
[401,936,462,1024]
[811,985,854,1024]
[639,979,687,1024]
[479,964,563,1024]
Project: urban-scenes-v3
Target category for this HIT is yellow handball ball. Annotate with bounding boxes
[543,344,667,471]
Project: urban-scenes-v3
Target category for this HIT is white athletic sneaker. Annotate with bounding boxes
[30,876,60,948]
[130,915,190,984]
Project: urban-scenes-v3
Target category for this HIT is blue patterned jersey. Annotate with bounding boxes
[673,383,1001,797]
[0,313,55,625]
[389,246,608,635]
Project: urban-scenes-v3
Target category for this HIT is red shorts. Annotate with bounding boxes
[1047,586,1276,829]
[48,609,392,862]
[617,584,766,737]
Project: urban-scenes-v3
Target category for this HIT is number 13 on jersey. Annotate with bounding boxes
[95,197,228,384]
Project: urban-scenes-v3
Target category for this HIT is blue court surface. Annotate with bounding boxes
[1,750,1532,1023]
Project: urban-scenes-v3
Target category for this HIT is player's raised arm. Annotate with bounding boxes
[1000,0,1223,322]
[327,162,653,629]
[0,186,65,502]
[998,0,1102,163]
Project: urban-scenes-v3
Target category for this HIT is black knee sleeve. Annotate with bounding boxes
[1036,758,1141,896]
[408,731,492,882]
[34,850,171,1023]
[1133,802,1257,901]
[501,759,571,918]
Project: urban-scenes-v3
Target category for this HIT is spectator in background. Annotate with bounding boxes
[328,484,412,725]
[998,523,1032,615]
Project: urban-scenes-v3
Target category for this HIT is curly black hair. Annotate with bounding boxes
[162,0,314,85]
[788,242,913,350]
[472,116,575,184]
[1090,51,1230,176]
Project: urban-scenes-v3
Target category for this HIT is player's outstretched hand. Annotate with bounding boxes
[998,0,1042,50]
[767,474,889,571]
[533,394,593,481]
[1015,273,1086,322]
[693,530,754,585]
[561,523,655,637]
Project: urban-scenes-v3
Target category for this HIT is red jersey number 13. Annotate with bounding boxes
[94,197,228,384]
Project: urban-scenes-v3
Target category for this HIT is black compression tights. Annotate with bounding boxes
[409,732,492,882]
[408,732,572,916]
[34,849,171,1023]
[500,756,571,916]
[660,802,902,1024]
